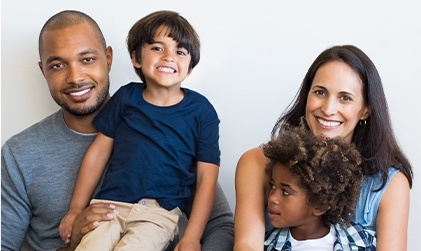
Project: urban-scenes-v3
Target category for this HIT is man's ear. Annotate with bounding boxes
[38,61,45,77]
[106,46,113,72]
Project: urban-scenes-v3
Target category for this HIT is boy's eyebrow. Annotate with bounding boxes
[280,182,296,192]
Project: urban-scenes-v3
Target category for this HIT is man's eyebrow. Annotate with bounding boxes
[79,49,99,56]
[44,49,99,64]
[45,56,62,65]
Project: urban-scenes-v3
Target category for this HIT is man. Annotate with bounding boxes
[1,10,234,251]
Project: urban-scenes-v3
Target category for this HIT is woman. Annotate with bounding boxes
[234,45,413,251]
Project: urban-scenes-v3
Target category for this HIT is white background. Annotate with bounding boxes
[1,1,420,249]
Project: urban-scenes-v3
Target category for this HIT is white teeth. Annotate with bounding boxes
[70,88,90,96]
[317,118,340,127]
[157,67,175,73]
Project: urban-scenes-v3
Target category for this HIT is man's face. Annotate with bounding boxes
[38,22,112,116]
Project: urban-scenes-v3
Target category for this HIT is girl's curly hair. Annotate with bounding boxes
[262,124,363,228]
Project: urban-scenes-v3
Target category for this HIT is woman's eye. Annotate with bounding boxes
[342,95,352,101]
[315,90,325,96]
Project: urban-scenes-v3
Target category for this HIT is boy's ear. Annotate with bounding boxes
[312,207,328,217]
[131,51,141,68]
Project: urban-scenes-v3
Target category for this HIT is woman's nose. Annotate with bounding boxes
[320,98,338,116]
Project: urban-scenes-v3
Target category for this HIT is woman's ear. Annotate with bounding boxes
[360,105,371,120]
[131,51,141,68]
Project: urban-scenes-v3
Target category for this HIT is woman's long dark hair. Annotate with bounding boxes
[272,45,412,190]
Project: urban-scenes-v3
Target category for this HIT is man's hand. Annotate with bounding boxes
[68,202,118,250]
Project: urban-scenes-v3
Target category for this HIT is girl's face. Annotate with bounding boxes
[305,61,369,143]
[267,164,318,230]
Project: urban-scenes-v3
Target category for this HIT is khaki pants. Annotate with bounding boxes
[75,199,181,251]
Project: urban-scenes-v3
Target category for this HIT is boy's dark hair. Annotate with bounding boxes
[262,124,363,228]
[127,10,200,83]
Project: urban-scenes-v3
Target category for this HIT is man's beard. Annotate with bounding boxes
[55,83,109,116]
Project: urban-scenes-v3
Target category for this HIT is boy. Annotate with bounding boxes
[262,125,376,250]
[60,10,220,250]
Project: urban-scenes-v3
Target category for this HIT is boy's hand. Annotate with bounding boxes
[59,209,82,244]
[174,237,201,251]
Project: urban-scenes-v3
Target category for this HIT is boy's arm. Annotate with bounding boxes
[197,182,234,251]
[59,133,114,242]
[175,161,219,251]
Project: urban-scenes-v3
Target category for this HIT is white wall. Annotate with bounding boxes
[2,1,420,249]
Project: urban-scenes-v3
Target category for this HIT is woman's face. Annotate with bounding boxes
[305,61,369,143]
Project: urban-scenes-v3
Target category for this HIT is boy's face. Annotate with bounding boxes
[267,164,318,229]
[131,26,192,90]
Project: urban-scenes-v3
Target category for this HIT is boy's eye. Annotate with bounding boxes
[282,189,290,196]
[177,50,187,56]
[151,46,163,51]
[269,181,275,190]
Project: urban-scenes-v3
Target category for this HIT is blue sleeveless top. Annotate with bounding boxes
[354,168,399,231]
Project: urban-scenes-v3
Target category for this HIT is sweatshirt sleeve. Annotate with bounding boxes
[1,142,31,251]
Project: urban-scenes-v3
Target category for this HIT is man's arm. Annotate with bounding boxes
[1,144,31,250]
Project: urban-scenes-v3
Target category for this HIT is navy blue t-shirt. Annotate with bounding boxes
[93,82,220,211]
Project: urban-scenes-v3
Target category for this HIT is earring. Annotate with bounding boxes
[359,119,367,127]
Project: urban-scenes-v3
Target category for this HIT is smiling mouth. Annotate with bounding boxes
[317,117,341,127]
[69,88,91,97]
[157,67,176,73]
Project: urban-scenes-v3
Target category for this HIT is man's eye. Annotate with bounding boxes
[84,57,95,63]
[50,63,63,70]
